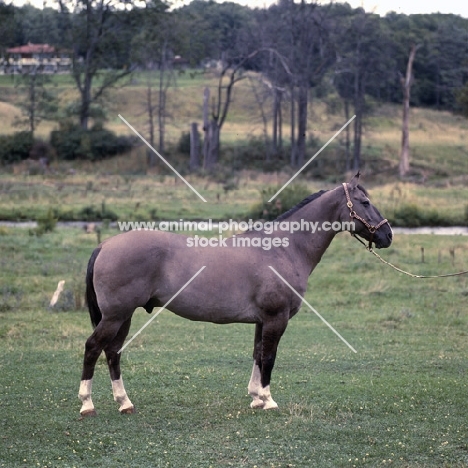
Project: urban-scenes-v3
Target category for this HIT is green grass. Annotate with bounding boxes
[0,170,264,222]
[1,169,468,226]
[1,227,467,467]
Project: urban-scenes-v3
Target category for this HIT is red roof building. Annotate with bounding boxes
[2,43,71,74]
[7,43,57,56]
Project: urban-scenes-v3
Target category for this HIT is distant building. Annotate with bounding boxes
[1,43,71,74]
[173,55,189,70]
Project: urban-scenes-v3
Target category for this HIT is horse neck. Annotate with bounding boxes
[286,187,343,272]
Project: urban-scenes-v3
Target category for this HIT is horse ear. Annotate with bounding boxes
[349,171,360,189]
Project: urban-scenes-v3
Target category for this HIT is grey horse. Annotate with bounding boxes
[78,174,392,416]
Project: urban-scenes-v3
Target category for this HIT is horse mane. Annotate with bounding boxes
[274,190,328,221]
[357,184,369,197]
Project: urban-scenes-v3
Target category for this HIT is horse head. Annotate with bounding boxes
[341,173,393,249]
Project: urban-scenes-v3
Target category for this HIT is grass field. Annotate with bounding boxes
[1,169,468,226]
[1,226,467,467]
[1,68,468,467]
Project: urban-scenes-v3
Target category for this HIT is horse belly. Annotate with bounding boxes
[166,296,258,325]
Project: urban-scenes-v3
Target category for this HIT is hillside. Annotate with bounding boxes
[1,71,468,184]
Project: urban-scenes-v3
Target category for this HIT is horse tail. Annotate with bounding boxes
[86,247,102,329]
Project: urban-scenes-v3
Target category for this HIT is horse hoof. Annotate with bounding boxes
[263,401,279,410]
[120,406,136,415]
[79,409,97,418]
[250,400,265,409]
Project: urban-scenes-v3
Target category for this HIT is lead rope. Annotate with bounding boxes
[352,233,468,278]
[343,182,468,278]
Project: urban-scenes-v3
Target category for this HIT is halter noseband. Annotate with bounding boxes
[342,183,388,248]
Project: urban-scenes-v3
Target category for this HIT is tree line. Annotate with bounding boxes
[1,0,467,174]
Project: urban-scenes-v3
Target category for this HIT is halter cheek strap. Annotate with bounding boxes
[342,183,388,247]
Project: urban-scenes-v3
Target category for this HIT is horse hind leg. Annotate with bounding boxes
[104,317,136,414]
[78,319,127,416]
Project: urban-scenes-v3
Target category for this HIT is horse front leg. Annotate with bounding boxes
[257,318,288,410]
[248,323,264,408]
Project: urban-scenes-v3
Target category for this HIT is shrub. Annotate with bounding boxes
[78,204,118,221]
[389,204,451,227]
[29,140,53,161]
[177,131,192,155]
[246,184,312,221]
[0,131,34,164]
[29,209,57,237]
[50,122,135,161]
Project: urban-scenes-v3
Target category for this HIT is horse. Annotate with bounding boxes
[78,174,392,416]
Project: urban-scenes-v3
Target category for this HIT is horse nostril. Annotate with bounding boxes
[387,231,393,241]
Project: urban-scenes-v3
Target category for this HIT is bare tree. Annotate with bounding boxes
[189,122,200,171]
[15,62,58,137]
[248,75,272,159]
[145,39,176,160]
[131,0,173,165]
[280,1,333,167]
[58,0,137,130]
[399,43,421,177]
[203,48,291,170]
[333,10,392,172]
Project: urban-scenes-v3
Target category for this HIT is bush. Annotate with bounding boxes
[0,131,34,164]
[246,184,312,221]
[29,209,57,237]
[389,203,453,227]
[29,140,53,161]
[222,137,290,172]
[78,204,118,221]
[50,122,135,161]
[177,131,192,155]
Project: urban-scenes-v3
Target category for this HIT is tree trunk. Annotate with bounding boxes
[158,83,165,154]
[296,84,308,167]
[202,87,210,168]
[352,60,363,172]
[147,85,155,148]
[80,69,92,130]
[290,84,297,166]
[399,44,420,178]
[278,92,283,152]
[80,91,90,131]
[79,9,94,132]
[28,69,37,137]
[272,89,279,154]
[204,120,220,170]
[146,84,157,167]
[353,111,362,171]
[158,46,167,154]
[344,99,351,171]
[249,77,270,160]
[189,122,200,171]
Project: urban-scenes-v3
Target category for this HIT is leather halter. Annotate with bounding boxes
[342,183,388,248]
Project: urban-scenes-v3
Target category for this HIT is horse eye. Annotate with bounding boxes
[362,200,370,207]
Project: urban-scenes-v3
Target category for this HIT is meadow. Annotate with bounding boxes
[1,69,468,467]
[2,69,468,228]
[0,224,467,467]
[1,69,468,180]
[1,169,468,229]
